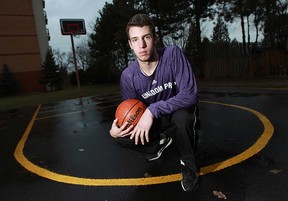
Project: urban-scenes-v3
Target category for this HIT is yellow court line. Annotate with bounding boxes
[199,101,274,175]
[14,101,274,186]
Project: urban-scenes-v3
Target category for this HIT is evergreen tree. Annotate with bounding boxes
[217,0,250,55]
[140,0,191,47]
[262,0,288,49]
[211,16,230,44]
[185,21,200,72]
[0,64,18,96]
[39,49,65,91]
[185,0,217,78]
[89,1,138,83]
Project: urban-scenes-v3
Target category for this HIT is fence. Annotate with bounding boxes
[203,44,288,79]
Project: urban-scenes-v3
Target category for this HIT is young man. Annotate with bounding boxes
[109,14,200,192]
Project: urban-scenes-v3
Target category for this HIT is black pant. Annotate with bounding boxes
[114,105,200,173]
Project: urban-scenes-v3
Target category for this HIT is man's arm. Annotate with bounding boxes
[148,46,198,118]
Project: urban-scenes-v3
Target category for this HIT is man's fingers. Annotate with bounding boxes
[134,130,141,145]
[145,131,149,143]
[113,118,118,126]
[130,130,135,140]
[120,122,129,130]
[122,132,132,137]
[121,125,133,137]
[134,131,139,145]
[141,131,146,145]
[126,124,133,132]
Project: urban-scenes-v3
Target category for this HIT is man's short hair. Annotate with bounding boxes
[126,14,156,39]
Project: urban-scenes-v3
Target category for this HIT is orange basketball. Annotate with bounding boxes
[115,99,146,128]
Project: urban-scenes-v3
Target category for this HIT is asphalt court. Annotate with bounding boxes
[14,92,273,187]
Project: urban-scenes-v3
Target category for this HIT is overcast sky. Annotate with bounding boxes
[45,1,261,53]
[45,0,112,52]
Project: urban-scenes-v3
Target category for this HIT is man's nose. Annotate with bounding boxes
[139,38,147,48]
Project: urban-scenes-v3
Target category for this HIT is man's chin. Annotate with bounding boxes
[137,56,151,62]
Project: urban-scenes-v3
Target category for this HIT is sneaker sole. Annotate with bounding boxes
[181,179,200,192]
[147,137,172,161]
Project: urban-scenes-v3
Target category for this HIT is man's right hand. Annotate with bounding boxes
[109,118,134,138]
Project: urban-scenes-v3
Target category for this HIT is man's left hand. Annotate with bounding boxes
[130,108,153,145]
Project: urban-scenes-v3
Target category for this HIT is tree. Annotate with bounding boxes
[138,0,192,48]
[75,41,90,71]
[66,40,91,72]
[217,0,250,55]
[211,16,230,44]
[89,1,138,83]
[89,0,219,79]
[141,0,217,76]
[217,0,287,52]
[53,49,71,72]
[246,0,265,49]
[0,64,18,96]
[39,49,66,91]
[186,0,217,77]
[262,0,288,49]
[185,20,201,75]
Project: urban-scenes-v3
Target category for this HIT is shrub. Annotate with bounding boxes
[0,64,18,96]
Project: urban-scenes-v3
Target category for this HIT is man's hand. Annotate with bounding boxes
[109,118,134,138]
[130,109,153,145]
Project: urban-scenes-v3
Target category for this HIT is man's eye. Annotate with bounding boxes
[144,35,152,40]
[131,38,138,43]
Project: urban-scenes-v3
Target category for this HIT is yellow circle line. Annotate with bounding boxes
[14,101,274,186]
[199,101,274,175]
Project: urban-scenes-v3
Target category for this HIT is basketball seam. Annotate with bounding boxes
[120,100,140,127]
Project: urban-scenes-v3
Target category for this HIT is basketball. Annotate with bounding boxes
[115,99,146,128]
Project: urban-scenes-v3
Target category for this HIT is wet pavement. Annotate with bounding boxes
[0,87,288,201]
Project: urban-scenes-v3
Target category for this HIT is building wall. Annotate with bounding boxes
[0,0,49,93]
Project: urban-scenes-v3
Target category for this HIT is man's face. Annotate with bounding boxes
[128,25,157,62]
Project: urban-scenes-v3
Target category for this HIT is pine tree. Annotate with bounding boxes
[211,16,231,44]
[0,64,18,96]
[39,49,65,91]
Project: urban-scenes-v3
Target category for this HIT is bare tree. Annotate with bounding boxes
[75,40,90,71]
[67,40,91,72]
[53,49,72,72]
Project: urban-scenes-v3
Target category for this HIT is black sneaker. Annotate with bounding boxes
[146,135,172,161]
[181,165,200,192]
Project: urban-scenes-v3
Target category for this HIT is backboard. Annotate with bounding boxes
[60,19,86,35]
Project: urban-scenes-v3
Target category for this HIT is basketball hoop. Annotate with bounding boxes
[59,19,86,105]
[59,19,86,35]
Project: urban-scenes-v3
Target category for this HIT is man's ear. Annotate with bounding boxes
[128,40,133,49]
[154,35,159,45]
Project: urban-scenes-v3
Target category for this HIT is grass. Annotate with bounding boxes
[0,84,120,111]
[1,78,287,112]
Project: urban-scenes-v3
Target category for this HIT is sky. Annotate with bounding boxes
[45,0,261,53]
[45,0,112,52]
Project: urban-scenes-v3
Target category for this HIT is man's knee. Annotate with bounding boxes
[171,107,198,127]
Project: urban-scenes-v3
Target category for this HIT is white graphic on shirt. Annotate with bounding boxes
[152,80,157,85]
[142,81,174,99]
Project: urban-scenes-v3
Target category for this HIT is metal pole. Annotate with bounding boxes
[70,34,83,106]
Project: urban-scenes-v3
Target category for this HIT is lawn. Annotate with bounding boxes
[0,84,120,111]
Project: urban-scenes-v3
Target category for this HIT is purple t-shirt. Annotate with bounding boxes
[120,46,198,118]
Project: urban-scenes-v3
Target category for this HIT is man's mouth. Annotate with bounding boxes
[139,51,148,56]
